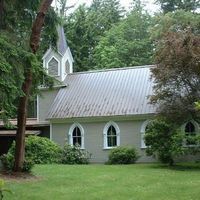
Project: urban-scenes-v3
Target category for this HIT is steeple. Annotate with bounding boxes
[57,25,68,55]
[42,25,74,82]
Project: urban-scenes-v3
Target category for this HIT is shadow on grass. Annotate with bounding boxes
[150,162,200,171]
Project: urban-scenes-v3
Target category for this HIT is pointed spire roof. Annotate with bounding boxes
[57,25,68,55]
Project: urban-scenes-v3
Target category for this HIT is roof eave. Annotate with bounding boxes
[47,113,156,122]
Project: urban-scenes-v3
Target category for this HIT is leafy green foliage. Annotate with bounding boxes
[64,5,89,72]
[0,32,53,121]
[156,0,200,13]
[94,6,153,69]
[64,0,124,71]
[0,1,58,122]
[195,101,200,110]
[16,136,62,164]
[0,136,62,172]
[150,11,200,124]
[23,136,62,164]
[38,7,59,56]
[107,146,139,164]
[0,152,34,172]
[0,33,24,122]
[145,120,185,165]
[151,10,200,40]
[61,144,91,164]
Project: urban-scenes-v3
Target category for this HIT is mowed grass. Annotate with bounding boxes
[3,163,200,200]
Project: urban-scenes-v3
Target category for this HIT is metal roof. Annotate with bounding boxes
[47,66,156,119]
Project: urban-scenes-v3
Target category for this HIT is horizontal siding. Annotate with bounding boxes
[51,119,155,163]
[38,89,60,122]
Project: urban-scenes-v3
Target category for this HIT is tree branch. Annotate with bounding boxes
[30,0,53,53]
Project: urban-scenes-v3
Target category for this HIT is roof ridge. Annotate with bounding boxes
[69,65,155,75]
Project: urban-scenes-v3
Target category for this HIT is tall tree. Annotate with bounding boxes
[64,0,124,71]
[0,0,57,171]
[93,3,153,69]
[156,0,200,13]
[14,0,54,172]
[64,5,90,71]
[150,11,200,124]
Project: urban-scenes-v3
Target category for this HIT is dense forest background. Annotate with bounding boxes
[56,0,199,72]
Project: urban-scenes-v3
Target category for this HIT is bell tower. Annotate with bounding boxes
[42,25,74,82]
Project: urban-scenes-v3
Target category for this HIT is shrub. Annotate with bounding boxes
[0,153,14,171]
[23,136,62,164]
[145,119,185,166]
[61,144,91,164]
[0,153,34,172]
[108,146,139,164]
[0,136,62,172]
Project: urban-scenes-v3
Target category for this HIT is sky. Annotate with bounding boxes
[53,0,161,14]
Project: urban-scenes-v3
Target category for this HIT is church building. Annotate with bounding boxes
[37,26,199,163]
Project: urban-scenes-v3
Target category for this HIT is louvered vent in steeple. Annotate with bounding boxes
[48,57,59,76]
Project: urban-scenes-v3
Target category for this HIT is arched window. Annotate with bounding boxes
[185,122,195,133]
[140,120,151,148]
[69,123,84,148]
[72,126,82,146]
[107,125,117,147]
[184,121,198,146]
[48,57,59,76]
[103,122,120,149]
[65,60,70,74]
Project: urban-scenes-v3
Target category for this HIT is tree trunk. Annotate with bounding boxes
[0,0,5,29]
[14,0,53,172]
[30,0,54,54]
[14,71,32,171]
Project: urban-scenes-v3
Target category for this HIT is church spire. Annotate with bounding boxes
[42,24,74,82]
[57,25,68,55]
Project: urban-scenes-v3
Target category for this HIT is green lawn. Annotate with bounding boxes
[2,163,200,200]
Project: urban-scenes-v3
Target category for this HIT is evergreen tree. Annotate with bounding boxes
[64,0,124,71]
[156,0,200,13]
[93,3,153,69]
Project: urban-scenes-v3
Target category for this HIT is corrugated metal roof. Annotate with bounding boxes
[47,65,156,119]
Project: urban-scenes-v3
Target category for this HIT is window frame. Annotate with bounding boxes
[182,120,199,147]
[103,121,120,149]
[65,59,70,74]
[68,123,85,149]
[47,56,60,77]
[140,120,151,149]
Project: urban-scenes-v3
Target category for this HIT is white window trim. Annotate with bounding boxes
[182,120,200,147]
[181,120,199,133]
[65,59,70,75]
[36,95,39,122]
[50,122,52,141]
[46,56,60,76]
[103,121,120,149]
[140,120,151,149]
[68,123,85,149]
